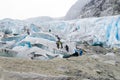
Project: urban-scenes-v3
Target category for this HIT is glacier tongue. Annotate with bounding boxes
[0,15,120,60]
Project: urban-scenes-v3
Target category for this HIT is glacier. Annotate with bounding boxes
[41,15,120,47]
[0,15,120,60]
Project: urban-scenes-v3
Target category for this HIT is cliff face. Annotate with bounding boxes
[64,0,120,20]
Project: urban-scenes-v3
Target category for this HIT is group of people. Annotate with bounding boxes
[55,35,83,58]
[55,35,69,52]
[29,34,83,60]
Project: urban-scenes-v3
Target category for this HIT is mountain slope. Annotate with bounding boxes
[64,0,120,20]
[64,0,91,20]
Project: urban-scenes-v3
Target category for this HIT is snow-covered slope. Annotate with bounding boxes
[64,0,120,20]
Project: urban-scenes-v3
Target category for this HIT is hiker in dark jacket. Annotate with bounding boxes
[65,45,69,52]
[56,35,60,41]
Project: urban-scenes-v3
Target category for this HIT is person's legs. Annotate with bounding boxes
[56,43,59,49]
[57,44,59,49]
[61,43,63,49]
[67,48,69,52]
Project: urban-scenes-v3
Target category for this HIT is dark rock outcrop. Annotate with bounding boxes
[64,0,120,20]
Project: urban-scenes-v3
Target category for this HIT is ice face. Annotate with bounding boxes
[17,41,32,48]
[30,24,41,33]
[30,33,56,41]
[1,35,27,42]
[43,15,120,47]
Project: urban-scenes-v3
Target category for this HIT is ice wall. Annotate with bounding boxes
[41,15,120,47]
[0,15,120,47]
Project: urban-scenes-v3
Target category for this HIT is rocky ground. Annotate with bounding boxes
[0,45,120,80]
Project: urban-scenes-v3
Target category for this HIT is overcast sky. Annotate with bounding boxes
[0,0,77,20]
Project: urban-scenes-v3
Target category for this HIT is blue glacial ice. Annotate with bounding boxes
[0,15,120,59]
